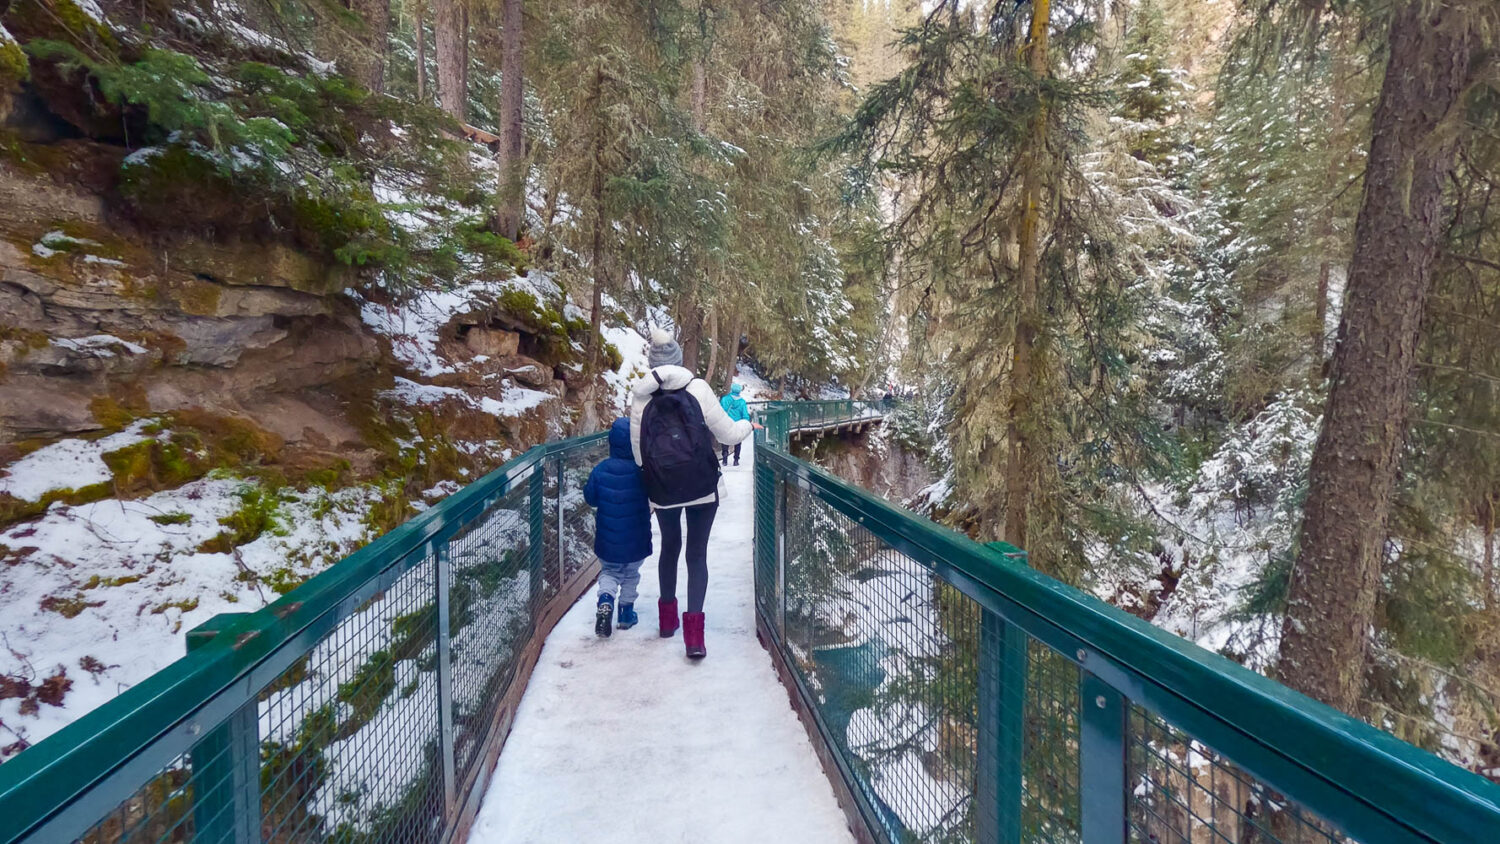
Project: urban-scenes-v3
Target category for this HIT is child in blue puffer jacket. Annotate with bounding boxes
[582,417,653,637]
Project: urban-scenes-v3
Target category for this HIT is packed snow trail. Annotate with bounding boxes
[471,440,854,842]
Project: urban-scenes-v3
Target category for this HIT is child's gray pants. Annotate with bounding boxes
[597,557,644,604]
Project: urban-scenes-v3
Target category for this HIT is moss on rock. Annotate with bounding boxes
[0,39,30,88]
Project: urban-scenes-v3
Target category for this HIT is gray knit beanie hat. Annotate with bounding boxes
[648,328,683,368]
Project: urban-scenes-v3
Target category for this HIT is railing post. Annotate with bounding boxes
[186,614,259,844]
[1080,671,1127,844]
[977,610,1026,844]
[434,539,457,816]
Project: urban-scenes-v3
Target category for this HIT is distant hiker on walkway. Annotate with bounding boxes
[630,329,758,659]
[583,418,652,639]
[719,383,750,466]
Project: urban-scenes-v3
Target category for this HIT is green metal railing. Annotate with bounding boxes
[0,433,611,844]
[7,397,1494,844]
[752,404,1500,844]
[748,398,888,441]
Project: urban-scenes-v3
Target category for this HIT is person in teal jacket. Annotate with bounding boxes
[719,383,750,466]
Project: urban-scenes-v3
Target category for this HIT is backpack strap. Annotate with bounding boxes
[651,368,684,394]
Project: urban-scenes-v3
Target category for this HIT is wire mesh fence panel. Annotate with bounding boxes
[77,751,197,844]
[1019,642,1081,844]
[539,459,562,609]
[753,447,1424,844]
[56,443,603,844]
[255,554,446,844]
[559,439,610,583]
[753,462,779,637]
[1128,705,1355,844]
[447,480,537,783]
[780,486,984,843]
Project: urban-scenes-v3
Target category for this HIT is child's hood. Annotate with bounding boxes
[608,417,633,459]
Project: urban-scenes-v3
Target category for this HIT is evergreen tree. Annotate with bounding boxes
[1277,0,1494,714]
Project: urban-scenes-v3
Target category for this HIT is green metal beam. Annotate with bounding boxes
[755,440,1500,844]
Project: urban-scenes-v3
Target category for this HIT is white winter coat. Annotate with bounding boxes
[630,365,754,509]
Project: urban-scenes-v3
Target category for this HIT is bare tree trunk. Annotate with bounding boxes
[691,57,706,132]
[721,314,743,389]
[434,0,467,120]
[1003,0,1050,559]
[587,71,606,379]
[1311,35,1351,380]
[704,309,720,390]
[1484,494,1496,610]
[347,0,389,93]
[1313,259,1331,369]
[678,299,704,374]
[675,54,709,376]
[495,0,526,240]
[1279,1,1474,713]
[414,0,427,101]
[577,66,608,434]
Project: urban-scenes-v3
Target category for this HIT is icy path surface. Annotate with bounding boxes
[470,440,854,843]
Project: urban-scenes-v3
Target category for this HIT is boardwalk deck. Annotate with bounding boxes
[469,440,853,843]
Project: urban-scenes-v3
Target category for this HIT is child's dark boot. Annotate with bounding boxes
[596,593,614,638]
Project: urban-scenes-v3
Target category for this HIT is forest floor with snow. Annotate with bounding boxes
[0,276,653,760]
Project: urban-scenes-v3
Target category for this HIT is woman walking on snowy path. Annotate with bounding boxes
[630,329,757,659]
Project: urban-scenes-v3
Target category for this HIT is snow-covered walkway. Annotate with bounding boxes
[470,440,854,843]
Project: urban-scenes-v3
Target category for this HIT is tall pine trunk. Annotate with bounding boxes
[495,0,526,240]
[1278,1,1474,712]
[704,309,720,390]
[1482,494,1496,609]
[720,314,742,389]
[434,0,467,120]
[1003,0,1050,558]
[678,299,704,374]
[587,65,607,379]
[347,0,388,94]
[578,64,608,434]
[676,55,709,375]
[1311,35,1352,380]
[414,0,427,101]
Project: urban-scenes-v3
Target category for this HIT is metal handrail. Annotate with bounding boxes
[751,404,1500,844]
[13,399,1485,844]
[0,433,608,844]
[0,401,893,844]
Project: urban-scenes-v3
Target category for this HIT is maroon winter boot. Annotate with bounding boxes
[658,598,680,638]
[683,612,706,659]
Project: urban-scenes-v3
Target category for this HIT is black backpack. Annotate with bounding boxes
[640,377,720,506]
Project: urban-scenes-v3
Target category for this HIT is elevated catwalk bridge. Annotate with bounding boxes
[1,400,1497,843]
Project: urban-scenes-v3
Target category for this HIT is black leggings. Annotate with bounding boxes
[657,503,718,613]
[721,442,741,462]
